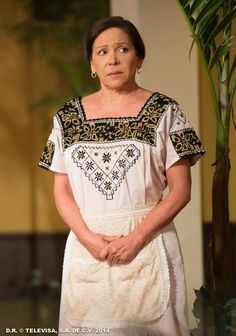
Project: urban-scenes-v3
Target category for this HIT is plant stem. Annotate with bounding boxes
[220,4,232,147]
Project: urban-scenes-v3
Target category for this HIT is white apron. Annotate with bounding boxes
[61,203,170,329]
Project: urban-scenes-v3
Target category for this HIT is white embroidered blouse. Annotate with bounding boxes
[39,92,205,211]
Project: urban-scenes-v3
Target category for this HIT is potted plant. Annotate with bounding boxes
[175,0,236,333]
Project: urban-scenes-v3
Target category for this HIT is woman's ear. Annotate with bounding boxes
[90,61,95,75]
[137,58,143,70]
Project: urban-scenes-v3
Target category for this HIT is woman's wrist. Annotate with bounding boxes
[130,228,147,249]
[75,226,91,244]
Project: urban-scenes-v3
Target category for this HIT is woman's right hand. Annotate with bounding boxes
[80,231,122,260]
[53,173,122,261]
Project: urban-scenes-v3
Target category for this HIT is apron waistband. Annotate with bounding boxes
[80,202,158,221]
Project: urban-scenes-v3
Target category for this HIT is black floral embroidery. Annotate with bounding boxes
[56,92,177,150]
[111,171,119,180]
[77,150,85,160]
[102,153,111,163]
[104,181,112,190]
[39,140,55,170]
[94,172,103,182]
[126,148,135,158]
[71,144,140,200]
[118,159,126,168]
[170,128,205,156]
[85,161,94,171]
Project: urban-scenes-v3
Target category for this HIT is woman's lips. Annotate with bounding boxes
[107,71,123,76]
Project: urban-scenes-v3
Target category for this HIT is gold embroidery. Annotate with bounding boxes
[39,140,55,169]
[170,128,204,156]
[56,92,177,150]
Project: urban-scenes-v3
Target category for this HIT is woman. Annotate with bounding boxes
[39,16,205,336]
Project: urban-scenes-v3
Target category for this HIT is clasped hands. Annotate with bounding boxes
[82,230,144,265]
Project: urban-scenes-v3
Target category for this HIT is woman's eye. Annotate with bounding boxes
[119,47,129,53]
[98,50,107,56]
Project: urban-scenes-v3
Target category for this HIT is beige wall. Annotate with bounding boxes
[111,0,203,327]
[0,1,32,232]
[0,0,65,232]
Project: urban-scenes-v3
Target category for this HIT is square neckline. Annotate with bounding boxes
[77,91,158,123]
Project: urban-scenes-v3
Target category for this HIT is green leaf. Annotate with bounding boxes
[183,0,192,9]
[175,0,222,125]
[185,4,192,15]
[225,298,236,313]
[209,40,232,70]
[193,0,224,30]
[189,0,206,17]
[198,12,218,45]
[188,38,195,60]
[203,10,236,50]
[197,14,218,63]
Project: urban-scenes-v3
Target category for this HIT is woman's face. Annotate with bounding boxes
[90,27,142,90]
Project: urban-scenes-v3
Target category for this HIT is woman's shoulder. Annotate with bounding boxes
[57,97,79,112]
[50,98,80,131]
[152,91,179,107]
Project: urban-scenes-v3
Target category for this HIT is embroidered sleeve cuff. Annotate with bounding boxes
[166,128,205,169]
[38,139,67,173]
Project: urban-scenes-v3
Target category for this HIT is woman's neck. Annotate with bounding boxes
[97,83,141,106]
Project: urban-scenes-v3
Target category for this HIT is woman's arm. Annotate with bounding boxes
[134,157,191,243]
[53,172,121,260]
[100,158,191,264]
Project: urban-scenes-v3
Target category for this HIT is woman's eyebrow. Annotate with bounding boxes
[95,44,108,49]
[94,44,108,50]
[95,42,130,50]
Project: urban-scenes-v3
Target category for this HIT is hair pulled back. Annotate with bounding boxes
[86,16,145,61]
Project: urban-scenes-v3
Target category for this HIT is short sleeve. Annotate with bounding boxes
[38,116,67,173]
[163,104,205,170]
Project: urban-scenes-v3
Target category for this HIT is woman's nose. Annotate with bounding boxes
[108,51,120,65]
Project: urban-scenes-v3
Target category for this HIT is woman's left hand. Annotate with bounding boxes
[99,232,144,264]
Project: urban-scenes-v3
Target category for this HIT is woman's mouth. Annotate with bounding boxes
[107,71,123,76]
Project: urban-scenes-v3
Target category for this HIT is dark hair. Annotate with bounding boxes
[86,16,145,61]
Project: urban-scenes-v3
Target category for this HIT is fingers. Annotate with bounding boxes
[103,234,123,242]
[98,237,121,260]
[99,235,130,264]
[106,249,125,264]
[99,245,109,260]
[100,246,122,264]
[109,257,121,265]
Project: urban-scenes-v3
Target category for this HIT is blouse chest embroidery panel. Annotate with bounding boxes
[43,92,204,200]
[72,144,140,200]
[57,92,174,149]
[55,93,173,200]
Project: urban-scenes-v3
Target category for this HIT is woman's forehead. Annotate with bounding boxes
[93,27,131,47]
